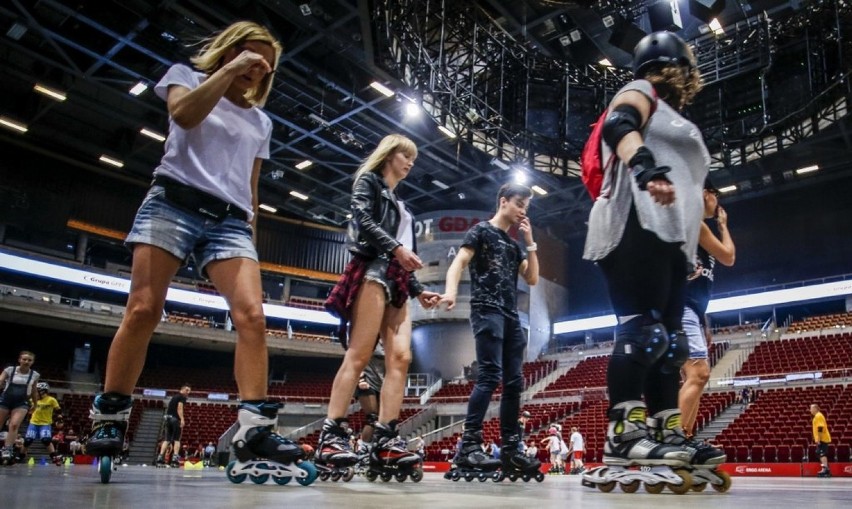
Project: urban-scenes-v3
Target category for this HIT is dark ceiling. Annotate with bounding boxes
[0,0,850,240]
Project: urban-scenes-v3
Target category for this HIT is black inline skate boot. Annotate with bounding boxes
[445,429,503,482]
[87,393,132,457]
[227,401,318,486]
[648,409,731,493]
[501,434,544,482]
[316,418,358,482]
[367,420,423,483]
[582,401,693,494]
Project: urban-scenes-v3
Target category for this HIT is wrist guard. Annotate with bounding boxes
[628,146,671,190]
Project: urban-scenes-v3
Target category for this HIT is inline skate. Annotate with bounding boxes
[227,401,318,486]
[155,454,167,468]
[648,409,731,492]
[582,401,693,494]
[366,420,423,482]
[315,418,358,482]
[1,446,15,466]
[444,430,503,482]
[501,434,544,482]
[87,392,132,483]
[50,452,63,466]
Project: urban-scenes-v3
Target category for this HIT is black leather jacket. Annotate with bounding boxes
[347,171,424,296]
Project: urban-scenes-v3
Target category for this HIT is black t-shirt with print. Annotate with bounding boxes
[685,243,715,322]
[461,221,526,316]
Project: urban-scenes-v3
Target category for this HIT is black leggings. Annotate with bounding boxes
[598,207,688,415]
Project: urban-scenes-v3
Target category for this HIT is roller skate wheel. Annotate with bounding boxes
[667,469,693,495]
[330,471,342,482]
[478,472,488,482]
[534,472,545,482]
[98,456,112,484]
[296,461,318,486]
[226,461,247,484]
[692,481,708,492]
[319,471,331,481]
[250,474,269,484]
[508,473,518,482]
[410,468,424,483]
[443,471,453,480]
[450,470,460,481]
[620,480,641,493]
[522,474,531,482]
[395,472,407,482]
[380,472,393,482]
[644,481,665,494]
[492,471,504,482]
[597,481,617,493]
[712,470,732,493]
[273,475,292,485]
[342,467,356,482]
[464,472,474,482]
[365,470,378,482]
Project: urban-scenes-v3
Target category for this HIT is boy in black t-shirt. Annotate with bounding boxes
[440,183,541,477]
[157,384,190,467]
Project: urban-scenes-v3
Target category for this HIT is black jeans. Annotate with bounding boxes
[464,309,527,438]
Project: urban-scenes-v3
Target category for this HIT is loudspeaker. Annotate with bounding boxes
[648,1,683,32]
[689,0,726,23]
[609,20,647,53]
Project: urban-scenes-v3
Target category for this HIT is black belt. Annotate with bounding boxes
[153,175,248,222]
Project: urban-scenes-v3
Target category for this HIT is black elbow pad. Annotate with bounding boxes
[602,104,643,151]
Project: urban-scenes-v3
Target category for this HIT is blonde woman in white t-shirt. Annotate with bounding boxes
[86,21,317,484]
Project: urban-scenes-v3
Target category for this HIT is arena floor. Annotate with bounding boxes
[1,464,849,509]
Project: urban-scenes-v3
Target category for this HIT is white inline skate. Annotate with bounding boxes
[649,409,731,492]
[227,401,317,486]
[582,401,693,494]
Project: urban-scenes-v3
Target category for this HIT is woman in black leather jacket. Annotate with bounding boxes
[320,134,440,470]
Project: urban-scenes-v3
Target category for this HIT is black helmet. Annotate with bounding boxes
[632,31,695,78]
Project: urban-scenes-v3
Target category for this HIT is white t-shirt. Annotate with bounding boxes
[395,198,414,251]
[153,64,273,221]
[2,366,39,393]
[570,431,584,451]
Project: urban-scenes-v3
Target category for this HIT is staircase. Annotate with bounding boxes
[125,408,164,465]
[696,401,748,441]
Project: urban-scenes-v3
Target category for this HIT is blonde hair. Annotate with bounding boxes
[644,65,704,110]
[19,350,35,360]
[190,21,282,107]
[353,134,418,186]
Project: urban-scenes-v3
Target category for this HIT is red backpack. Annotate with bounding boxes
[580,89,658,200]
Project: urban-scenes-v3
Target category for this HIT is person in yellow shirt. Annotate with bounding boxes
[810,403,831,477]
[25,382,63,466]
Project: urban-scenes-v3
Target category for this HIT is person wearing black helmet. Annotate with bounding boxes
[582,31,725,494]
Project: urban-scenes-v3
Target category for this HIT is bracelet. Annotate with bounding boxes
[526,243,538,252]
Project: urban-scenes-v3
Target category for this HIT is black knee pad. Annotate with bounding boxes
[660,330,689,373]
[613,315,669,366]
[23,438,34,447]
[365,413,378,427]
[40,437,52,445]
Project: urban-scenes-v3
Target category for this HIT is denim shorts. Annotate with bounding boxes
[126,185,257,273]
[683,306,709,359]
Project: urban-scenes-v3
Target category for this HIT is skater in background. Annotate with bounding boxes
[440,183,542,478]
[0,351,40,465]
[810,404,832,477]
[678,178,736,439]
[24,382,63,466]
[85,21,308,476]
[581,31,725,490]
[568,427,585,474]
[320,134,440,479]
[157,384,190,467]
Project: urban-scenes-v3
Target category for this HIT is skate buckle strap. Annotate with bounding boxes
[612,429,647,444]
[90,411,130,421]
